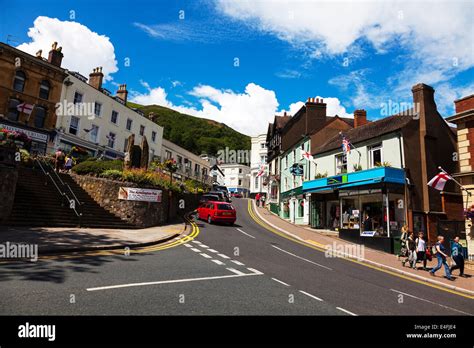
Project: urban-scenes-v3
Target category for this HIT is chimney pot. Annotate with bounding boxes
[116,83,128,104]
[47,42,64,67]
[89,67,104,90]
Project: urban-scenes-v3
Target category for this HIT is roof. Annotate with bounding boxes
[315,114,414,155]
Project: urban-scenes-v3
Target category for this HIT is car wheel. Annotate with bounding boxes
[207,215,212,224]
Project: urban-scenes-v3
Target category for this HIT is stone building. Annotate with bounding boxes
[0,41,67,154]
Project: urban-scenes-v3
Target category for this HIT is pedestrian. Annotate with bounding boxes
[430,235,453,280]
[64,156,73,173]
[415,232,428,270]
[260,194,266,208]
[402,232,417,269]
[398,225,409,260]
[55,148,65,173]
[450,236,466,277]
[255,193,261,207]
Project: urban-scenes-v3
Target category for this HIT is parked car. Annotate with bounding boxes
[199,194,221,205]
[209,190,231,202]
[231,192,243,198]
[197,201,236,225]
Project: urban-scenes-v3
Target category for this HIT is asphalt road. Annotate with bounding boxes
[0,198,472,316]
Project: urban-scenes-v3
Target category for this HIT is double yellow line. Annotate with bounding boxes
[247,200,474,299]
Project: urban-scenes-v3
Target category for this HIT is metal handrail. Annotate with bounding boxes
[35,159,82,220]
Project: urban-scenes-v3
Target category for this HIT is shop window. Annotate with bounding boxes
[298,199,304,217]
[69,116,80,135]
[341,198,360,230]
[7,99,21,121]
[369,143,383,168]
[39,80,50,100]
[360,193,386,236]
[336,153,347,174]
[13,71,26,92]
[33,107,46,128]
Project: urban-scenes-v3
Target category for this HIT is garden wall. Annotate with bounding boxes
[71,174,201,228]
[0,147,19,223]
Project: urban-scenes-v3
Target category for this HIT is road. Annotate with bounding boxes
[0,198,472,316]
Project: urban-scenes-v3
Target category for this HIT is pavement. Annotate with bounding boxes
[0,198,472,317]
[0,222,187,254]
[255,201,474,294]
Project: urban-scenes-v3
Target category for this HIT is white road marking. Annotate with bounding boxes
[217,253,230,259]
[271,245,332,271]
[236,228,256,239]
[212,259,225,266]
[247,267,264,275]
[336,307,357,316]
[271,278,290,287]
[299,290,323,301]
[87,273,263,291]
[389,289,472,315]
[231,260,245,266]
[190,248,201,252]
[191,241,202,244]
[227,268,246,276]
[183,244,193,248]
[200,253,212,259]
[207,249,219,253]
[199,244,209,248]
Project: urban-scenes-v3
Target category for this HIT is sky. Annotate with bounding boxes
[1,0,473,136]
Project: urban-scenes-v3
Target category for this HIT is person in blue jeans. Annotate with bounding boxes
[430,235,453,280]
[450,236,466,277]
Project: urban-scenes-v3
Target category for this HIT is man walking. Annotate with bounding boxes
[450,236,466,277]
[430,235,453,280]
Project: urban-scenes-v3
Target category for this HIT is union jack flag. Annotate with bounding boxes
[342,136,351,154]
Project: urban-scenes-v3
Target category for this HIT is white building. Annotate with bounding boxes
[161,138,211,183]
[55,68,163,160]
[214,163,250,196]
[250,134,267,197]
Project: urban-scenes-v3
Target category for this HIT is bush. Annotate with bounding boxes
[72,159,123,176]
[100,169,123,180]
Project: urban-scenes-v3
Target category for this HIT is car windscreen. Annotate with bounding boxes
[202,195,219,200]
[217,204,233,210]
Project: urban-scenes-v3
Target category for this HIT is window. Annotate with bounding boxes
[260,142,266,149]
[139,125,145,136]
[239,168,242,174]
[165,150,172,159]
[7,99,20,121]
[111,111,118,124]
[335,153,347,174]
[69,116,80,135]
[124,138,129,152]
[254,176,259,190]
[34,107,46,128]
[261,155,267,163]
[151,131,156,142]
[73,92,83,104]
[285,156,288,168]
[94,102,102,117]
[126,118,132,131]
[90,125,99,143]
[107,132,116,148]
[13,71,26,92]
[369,143,383,168]
[39,80,50,100]
[238,179,242,186]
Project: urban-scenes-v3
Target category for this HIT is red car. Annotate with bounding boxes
[197,201,236,225]
[231,192,243,198]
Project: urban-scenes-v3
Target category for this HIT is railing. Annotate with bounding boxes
[34,157,83,226]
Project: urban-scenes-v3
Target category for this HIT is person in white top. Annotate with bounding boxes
[415,232,428,270]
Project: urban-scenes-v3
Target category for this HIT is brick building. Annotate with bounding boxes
[0,42,67,154]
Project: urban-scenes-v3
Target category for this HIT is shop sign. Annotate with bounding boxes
[339,188,382,197]
[0,123,48,143]
[327,174,348,186]
[289,163,304,176]
[360,231,376,237]
[118,187,162,202]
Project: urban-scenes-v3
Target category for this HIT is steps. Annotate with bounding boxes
[4,166,136,229]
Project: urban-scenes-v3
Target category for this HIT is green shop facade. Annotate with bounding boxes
[303,167,407,253]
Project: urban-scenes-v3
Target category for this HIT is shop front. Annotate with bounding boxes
[303,167,407,253]
[0,121,49,155]
[280,186,308,224]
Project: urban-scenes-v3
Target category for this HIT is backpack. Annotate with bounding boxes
[431,244,438,255]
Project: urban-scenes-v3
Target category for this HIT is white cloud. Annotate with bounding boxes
[130,82,280,135]
[215,0,474,86]
[17,16,118,80]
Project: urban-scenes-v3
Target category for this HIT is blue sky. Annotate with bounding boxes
[1,0,473,135]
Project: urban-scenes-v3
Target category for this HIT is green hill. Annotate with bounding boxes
[128,103,251,157]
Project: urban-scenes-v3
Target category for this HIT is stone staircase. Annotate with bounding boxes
[3,165,136,229]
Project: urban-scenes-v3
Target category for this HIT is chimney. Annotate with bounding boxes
[89,67,104,90]
[454,95,474,114]
[353,109,367,128]
[116,84,128,104]
[47,42,63,67]
[36,50,42,58]
[148,112,156,121]
[306,96,326,121]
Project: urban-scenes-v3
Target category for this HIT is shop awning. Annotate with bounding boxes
[303,167,405,193]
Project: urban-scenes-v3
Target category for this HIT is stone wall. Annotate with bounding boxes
[71,174,200,228]
[0,164,19,223]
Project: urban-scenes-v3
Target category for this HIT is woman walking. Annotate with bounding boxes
[415,232,428,270]
[430,235,453,280]
[450,236,466,277]
[402,232,417,269]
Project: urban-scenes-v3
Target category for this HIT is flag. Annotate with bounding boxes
[16,103,35,115]
[427,172,452,191]
[256,164,266,177]
[302,150,314,162]
[342,136,351,154]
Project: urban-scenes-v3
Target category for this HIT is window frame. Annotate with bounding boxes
[335,153,348,174]
[13,70,26,92]
[110,110,119,125]
[69,116,80,135]
[39,80,51,100]
[368,143,383,168]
